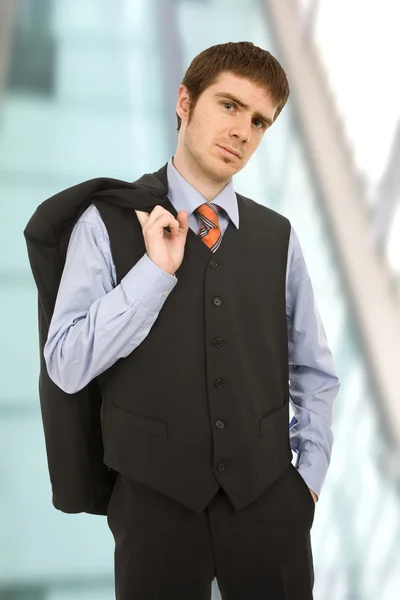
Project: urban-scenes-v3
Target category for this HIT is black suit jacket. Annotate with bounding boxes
[23,163,173,514]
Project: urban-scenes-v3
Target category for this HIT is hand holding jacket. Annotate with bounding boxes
[134,206,189,276]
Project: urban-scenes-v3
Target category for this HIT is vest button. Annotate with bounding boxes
[213,297,222,306]
[209,259,218,268]
[214,378,225,388]
[216,420,225,429]
[213,337,223,347]
[217,462,226,472]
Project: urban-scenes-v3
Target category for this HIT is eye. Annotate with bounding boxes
[222,102,235,111]
[253,119,266,130]
[222,102,266,130]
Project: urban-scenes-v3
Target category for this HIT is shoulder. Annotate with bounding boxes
[71,203,111,249]
[236,192,291,225]
[76,203,103,226]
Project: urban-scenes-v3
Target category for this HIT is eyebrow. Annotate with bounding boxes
[213,92,274,126]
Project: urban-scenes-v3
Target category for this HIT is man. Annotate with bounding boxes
[42,42,340,599]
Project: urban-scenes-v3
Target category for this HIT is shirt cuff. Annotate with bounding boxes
[294,445,329,500]
[120,253,178,313]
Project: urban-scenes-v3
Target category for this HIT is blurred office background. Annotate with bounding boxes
[1,0,400,598]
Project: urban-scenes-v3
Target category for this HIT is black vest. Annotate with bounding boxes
[94,163,292,513]
[23,161,292,515]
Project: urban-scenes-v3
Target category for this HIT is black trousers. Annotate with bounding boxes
[106,462,315,599]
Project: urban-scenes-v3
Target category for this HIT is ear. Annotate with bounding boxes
[176,84,191,123]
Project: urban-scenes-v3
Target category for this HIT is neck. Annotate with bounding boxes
[172,152,229,203]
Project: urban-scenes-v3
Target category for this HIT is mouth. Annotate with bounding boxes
[217,145,241,159]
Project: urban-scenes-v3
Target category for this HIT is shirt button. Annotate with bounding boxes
[163,290,169,297]
[216,420,225,429]
[217,462,226,472]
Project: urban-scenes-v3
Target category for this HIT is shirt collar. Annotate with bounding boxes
[166,157,239,229]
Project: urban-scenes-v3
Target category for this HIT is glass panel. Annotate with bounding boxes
[1,0,398,597]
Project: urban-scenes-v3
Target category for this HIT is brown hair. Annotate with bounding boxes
[176,41,290,132]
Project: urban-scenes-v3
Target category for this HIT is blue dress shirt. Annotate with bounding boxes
[44,157,340,499]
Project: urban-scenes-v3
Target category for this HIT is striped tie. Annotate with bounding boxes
[196,202,222,252]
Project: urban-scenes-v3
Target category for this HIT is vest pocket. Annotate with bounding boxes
[259,399,289,437]
[110,401,168,439]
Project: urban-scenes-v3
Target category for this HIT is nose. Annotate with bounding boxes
[230,116,252,143]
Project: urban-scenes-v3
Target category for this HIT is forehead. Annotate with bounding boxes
[206,72,276,123]
[207,72,269,98]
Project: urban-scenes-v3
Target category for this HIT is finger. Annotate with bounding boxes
[145,209,180,233]
[135,205,163,230]
[152,213,180,234]
[134,209,149,227]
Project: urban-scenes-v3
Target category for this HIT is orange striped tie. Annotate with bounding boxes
[196,202,222,252]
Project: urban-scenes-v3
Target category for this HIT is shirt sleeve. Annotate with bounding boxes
[286,225,341,499]
[43,205,177,394]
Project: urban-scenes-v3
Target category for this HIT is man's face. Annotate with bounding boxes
[176,71,277,183]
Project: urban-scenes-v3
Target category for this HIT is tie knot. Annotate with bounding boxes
[196,202,220,225]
